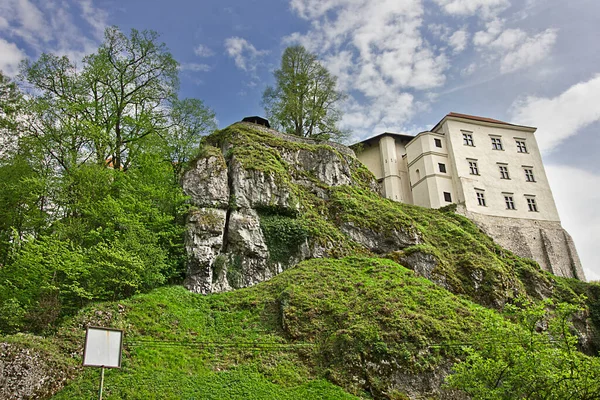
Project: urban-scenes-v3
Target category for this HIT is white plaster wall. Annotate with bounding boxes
[406,132,456,208]
[443,119,560,222]
[357,142,383,179]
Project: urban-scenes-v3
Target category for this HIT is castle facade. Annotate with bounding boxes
[355,112,585,280]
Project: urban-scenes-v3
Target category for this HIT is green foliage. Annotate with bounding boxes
[0,27,200,334]
[262,45,347,141]
[259,214,308,264]
[446,299,600,399]
[35,257,514,398]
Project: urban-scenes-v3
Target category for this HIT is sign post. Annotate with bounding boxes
[83,327,124,400]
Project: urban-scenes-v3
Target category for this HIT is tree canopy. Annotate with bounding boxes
[262,45,347,142]
[0,27,216,333]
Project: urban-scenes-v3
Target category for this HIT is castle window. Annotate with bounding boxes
[526,196,538,212]
[468,160,479,175]
[463,133,474,146]
[491,137,503,150]
[504,195,515,210]
[524,168,535,182]
[476,191,486,207]
[444,192,452,202]
[438,163,447,173]
[516,140,528,153]
[499,165,510,179]
[434,138,442,148]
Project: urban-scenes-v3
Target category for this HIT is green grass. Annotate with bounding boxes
[43,257,516,399]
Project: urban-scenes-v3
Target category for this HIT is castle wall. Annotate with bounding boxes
[459,206,586,281]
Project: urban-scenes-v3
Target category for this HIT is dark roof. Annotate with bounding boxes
[431,112,534,132]
[242,116,270,128]
[353,131,415,146]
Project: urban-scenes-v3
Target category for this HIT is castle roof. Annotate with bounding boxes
[431,112,536,132]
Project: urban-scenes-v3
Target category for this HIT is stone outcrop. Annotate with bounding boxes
[0,341,75,400]
[182,122,388,294]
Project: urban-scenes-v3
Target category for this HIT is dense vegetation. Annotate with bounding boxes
[0,27,216,334]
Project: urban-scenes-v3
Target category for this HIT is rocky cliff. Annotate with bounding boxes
[182,121,396,294]
[181,121,585,311]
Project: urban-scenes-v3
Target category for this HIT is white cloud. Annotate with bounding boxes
[433,0,510,19]
[0,0,108,63]
[461,62,477,76]
[0,38,26,76]
[499,29,557,73]
[78,0,109,41]
[224,37,268,72]
[473,18,504,46]
[448,29,469,53]
[287,0,450,136]
[194,44,214,58]
[473,18,558,74]
[509,74,600,153]
[546,165,600,281]
[179,63,211,72]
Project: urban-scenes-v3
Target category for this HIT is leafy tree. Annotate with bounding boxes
[0,27,214,333]
[0,71,23,156]
[262,45,347,141]
[446,299,600,400]
[162,97,217,178]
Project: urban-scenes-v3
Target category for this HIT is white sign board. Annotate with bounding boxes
[83,327,123,368]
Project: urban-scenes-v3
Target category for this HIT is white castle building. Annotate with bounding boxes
[354,112,585,281]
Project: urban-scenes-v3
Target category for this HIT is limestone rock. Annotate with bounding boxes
[229,156,298,210]
[182,150,229,209]
[340,222,421,254]
[181,122,414,294]
[0,341,75,400]
[395,251,451,290]
[183,208,227,294]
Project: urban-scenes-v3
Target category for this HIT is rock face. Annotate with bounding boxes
[182,122,393,294]
[0,341,74,400]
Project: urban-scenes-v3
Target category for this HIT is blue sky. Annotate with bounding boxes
[1,0,599,279]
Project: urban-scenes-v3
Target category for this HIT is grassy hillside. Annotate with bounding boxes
[23,257,510,399]
[3,123,599,399]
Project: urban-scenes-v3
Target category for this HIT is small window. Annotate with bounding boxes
[526,197,538,212]
[415,169,421,180]
[504,195,515,210]
[524,168,535,182]
[434,138,442,148]
[491,137,503,150]
[439,163,447,173]
[499,165,510,179]
[468,160,479,175]
[463,133,474,146]
[476,191,486,207]
[444,192,452,202]
[516,140,527,153]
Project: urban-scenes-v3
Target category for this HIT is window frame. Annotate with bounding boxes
[463,132,475,146]
[498,164,510,179]
[491,136,504,151]
[443,192,452,202]
[504,194,516,210]
[476,190,486,207]
[526,196,538,212]
[438,163,447,173]
[468,159,479,175]
[434,138,442,148]
[516,139,528,153]
[524,167,536,182]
